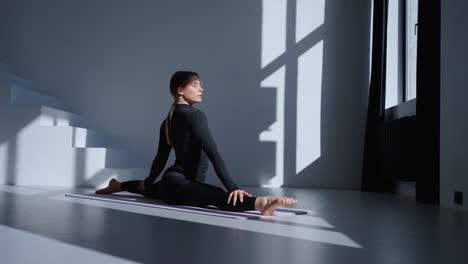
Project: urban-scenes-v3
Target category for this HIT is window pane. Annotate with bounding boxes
[406,0,418,100]
[385,0,401,109]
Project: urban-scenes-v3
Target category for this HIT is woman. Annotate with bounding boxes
[96,71,298,215]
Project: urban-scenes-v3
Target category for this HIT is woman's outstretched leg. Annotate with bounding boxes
[96,176,299,215]
[159,171,255,212]
[159,171,298,214]
[162,180,257,212]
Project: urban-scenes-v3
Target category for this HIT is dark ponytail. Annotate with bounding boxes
[165,71,199,146]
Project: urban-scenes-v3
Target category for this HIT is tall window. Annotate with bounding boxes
[385,0,401,109]
[406,0,418,100]
[384,0,418,109]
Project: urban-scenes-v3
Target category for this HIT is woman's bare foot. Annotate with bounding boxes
[95,178,122,194]
[255,196,298,216]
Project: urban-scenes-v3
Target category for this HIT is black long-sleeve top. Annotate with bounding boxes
[143,104,240,193]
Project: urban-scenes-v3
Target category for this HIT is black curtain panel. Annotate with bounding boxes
[362,0,440,203]
[415,0,440,204]
[362,0,389,192]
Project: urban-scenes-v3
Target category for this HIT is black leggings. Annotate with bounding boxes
[120,169,257,212]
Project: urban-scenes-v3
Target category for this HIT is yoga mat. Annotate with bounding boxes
[65,192,307,219]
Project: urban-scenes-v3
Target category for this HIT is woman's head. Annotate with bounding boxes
[165,71,203,146]
[169,71,203,105]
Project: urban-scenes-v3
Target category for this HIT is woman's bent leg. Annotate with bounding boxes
[160,171,257,212]
[121,180,161,199]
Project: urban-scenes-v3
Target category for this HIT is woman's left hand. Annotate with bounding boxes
[227,189,252,206]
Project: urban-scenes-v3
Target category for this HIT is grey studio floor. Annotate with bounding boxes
[0,184,467,264]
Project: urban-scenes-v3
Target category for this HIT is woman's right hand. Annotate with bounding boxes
[227,189,252,206]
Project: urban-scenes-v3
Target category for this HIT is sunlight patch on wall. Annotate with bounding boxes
[260,0,325,186]
[296,40,323,174]
[261,0,287,68]
[296,0,325,43]
[259,66,285,187]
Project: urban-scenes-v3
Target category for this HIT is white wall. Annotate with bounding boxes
[441,0,468,211]
[0,0,371,189]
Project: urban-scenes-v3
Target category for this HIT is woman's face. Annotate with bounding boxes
[178,78,204,104]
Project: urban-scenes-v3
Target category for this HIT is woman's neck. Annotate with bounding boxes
[176,97,191,105]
